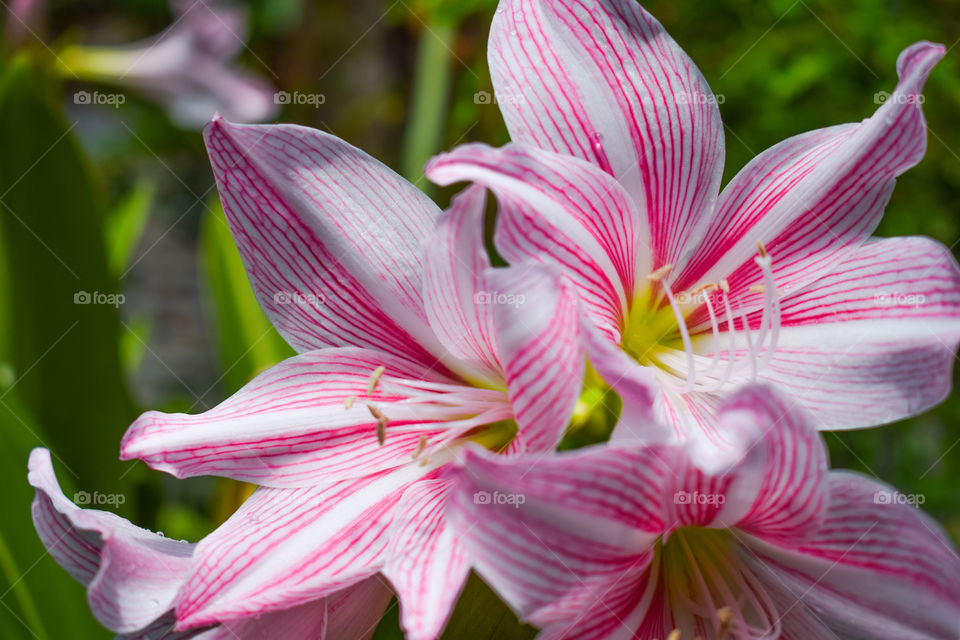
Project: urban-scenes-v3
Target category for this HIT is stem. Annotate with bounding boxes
[400,18,456,196]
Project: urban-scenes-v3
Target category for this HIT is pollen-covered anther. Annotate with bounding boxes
[344,396,356,410]
[717,606,733,639]
[748,284,766,294]
[756,239,768,258]
[666,630,681,640]
[646,263,674,282]
[367,365,386,393]
[412,434,428,459]
[367,404,388,445]
[719,279,730,293]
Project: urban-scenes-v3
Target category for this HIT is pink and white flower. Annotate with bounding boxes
[427,0,960,444]
[445,386,960,639]
[117,118,585,638]
[28,447,393,639]
[60,0,278,128]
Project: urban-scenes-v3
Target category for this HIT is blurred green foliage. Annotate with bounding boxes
[0,1,958,638]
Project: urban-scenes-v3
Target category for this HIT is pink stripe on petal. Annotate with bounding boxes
[488,265,584,452]
[490,0,724,268]
[744,472,960,639]
[203,118,443,366]
[28,449,193,634]
[383,480,468,640]
[120,348,490,487]
[680,42,944,318]
[428,142,642,338]
[175,465,431,628]
[422,185,503,384]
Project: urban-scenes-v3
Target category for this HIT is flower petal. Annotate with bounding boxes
[203,117,442,366]
[488,0,724,267]
[445,445,663,627]
[428,142,641,338]
[678,42,944,317]
[121,348,497,488]
[422,185,502,384]
[383,480,468,640]
[206,577,393,640]
[758,236,960,428]
[174,465,430,628]
[744,472,960,640]
[488,264,585,452]
[28,449,193,634]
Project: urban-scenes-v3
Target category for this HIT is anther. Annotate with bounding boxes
[666,631,681,640]
[344,396,356,410]
[756,240,768,258]
[748,285,765,294]
[412,434,428,458]
[367,366,386,393]
[717,606,733,640]
[647,263,674,282]
[719,279,730,293]
[368,405,388,445]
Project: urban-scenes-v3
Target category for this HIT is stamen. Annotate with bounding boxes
[717,607,733,640]
[367,405,388,445]
[344,396,356,410]
[367,365,386,393]
[412,434,428,458]
[660,278,697,391]
[695,283,722,378]
[753,253,782,370]
[647,263,674,282]
[666,631,681,640]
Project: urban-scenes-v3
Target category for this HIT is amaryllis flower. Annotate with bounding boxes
[59,0,277,128]
[116,118,584,638]
[445,386,960,639]
[28,448,392,639]
[427,0,960,443]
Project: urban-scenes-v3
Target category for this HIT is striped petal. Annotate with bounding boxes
[744,472,960,640]
[678,42,944,319]
[428,142,641,339]
[422,185,502,385]
[28,449,193,635]
[203,117,443,366]
[445,445,664,627]
[206,577,392,640]
[758,236,960,428]
[121,348,505,488]
[174,465,431,628]
[383,480,468,640]
[488,0,724,268]
[488,264,585,452]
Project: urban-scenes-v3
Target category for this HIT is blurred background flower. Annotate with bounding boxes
[0,1,957,638]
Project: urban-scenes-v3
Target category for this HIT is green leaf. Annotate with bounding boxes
[0,56,137,507]
[0,384,110,639]
[199,202,293,394]
[104,178,154,276]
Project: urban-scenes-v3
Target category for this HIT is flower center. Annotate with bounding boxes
[620,247,782,393]
[657,527,781,639]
